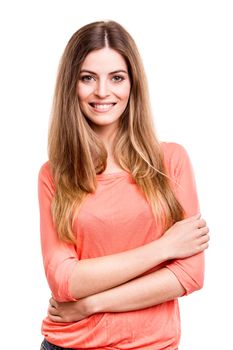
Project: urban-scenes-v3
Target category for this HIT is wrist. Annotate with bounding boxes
[156,235,171,261]
[82,294,102,315]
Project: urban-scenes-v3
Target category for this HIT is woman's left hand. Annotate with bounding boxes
[48,296,90,323]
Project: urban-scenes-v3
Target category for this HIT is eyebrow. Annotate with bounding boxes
[80,69,128,75]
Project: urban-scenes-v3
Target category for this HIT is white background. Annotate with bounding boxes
[0,0,232,349]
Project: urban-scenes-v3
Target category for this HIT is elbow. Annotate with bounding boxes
[49,287,68,303]
[166,253,205,296]
[46,272,74,302]
[189,272,204,293]
[46,261,78,302]
[196,272,204,290]
[174,271,204,296]
[183,265,205,295]
[170,269,204,296]
[187,254,205,294]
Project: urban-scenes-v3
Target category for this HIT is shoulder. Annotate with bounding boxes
[38,161,55,192]
[160,141,188,159]
[160,141,192,178]
[38,161,52,178]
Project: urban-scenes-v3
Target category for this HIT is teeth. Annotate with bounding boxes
[92,103,114,110]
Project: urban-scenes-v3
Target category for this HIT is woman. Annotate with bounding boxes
[38,20,209,350]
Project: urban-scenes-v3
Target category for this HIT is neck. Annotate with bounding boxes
[92,124,118,154]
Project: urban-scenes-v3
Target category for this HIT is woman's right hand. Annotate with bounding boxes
[160,214,210,260]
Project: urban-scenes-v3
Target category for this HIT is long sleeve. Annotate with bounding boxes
[38,162,78,302]
[162,142,205,295]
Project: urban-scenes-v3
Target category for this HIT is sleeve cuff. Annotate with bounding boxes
[165,257,204,296]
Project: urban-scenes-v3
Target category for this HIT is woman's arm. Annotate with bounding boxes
[69,214,208,299]
[48,267,186,322]
[48,231,209,322]
[39,157,208,302]
[162,143,208,295]
[90,268,187,313]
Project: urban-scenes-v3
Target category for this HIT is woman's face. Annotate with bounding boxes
[77,48,131,135]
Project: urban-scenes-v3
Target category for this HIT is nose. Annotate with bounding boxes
[95,78,110,98]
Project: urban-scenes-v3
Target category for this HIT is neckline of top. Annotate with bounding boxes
[96,170,131,180]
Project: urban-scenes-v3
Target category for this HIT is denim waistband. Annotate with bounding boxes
[41,338,74,350]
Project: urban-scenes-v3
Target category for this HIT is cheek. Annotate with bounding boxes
[77,84,93,100]
[116,84,131,101]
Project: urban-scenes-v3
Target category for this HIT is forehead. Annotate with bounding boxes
[81,48,128,73]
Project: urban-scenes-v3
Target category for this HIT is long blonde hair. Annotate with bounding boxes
[48,20,184,244]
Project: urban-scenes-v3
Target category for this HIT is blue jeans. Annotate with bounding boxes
[40,338,178,350]
[40,338,74,350]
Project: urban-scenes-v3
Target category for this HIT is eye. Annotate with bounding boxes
[80,75,95,82]
[112,75,125,82]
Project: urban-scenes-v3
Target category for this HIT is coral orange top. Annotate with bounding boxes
[38,142,204,350]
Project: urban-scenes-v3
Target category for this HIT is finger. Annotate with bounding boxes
[49,297,57,308]
[200,242,209,251]
[196,226,209,237]
[47,313,63,323]
[193,218,206,229]
[198,233,210,244]
[181,213,201,224]
[48,305,59,316]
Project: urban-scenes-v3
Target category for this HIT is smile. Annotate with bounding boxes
[89,103,116,112]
